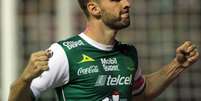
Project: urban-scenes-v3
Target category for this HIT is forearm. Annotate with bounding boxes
[8,51,50,101]
[133,41,199,101]
[8,77,34,101]
[144,59,185,99]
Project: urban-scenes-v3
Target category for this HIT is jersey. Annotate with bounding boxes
[30,33,145,101]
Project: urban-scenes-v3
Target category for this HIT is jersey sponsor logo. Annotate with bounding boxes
[63,40,84,50]
[101,58,119,72]
[95,75,108,86]
[95,75,132,86]
[102,97,110,101]
[78,54,95,63]
[77,65,99,76]
[112,90,120,101]
[102,97,127,101]
[102,90,128,101]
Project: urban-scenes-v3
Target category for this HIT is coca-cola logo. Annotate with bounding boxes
[77,65,99,76]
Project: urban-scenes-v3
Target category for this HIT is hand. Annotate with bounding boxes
[175,41,199,68]
[20,50,53,82]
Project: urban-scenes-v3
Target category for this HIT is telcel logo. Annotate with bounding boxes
[95,75,132,86]
[107,75,132,86]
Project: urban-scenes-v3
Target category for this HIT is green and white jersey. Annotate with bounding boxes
[31,33,145,101]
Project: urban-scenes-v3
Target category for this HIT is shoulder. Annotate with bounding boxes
[116,42,138,56]
[115,42,139,64]
[48,42,67,61]
[57,35,85,50]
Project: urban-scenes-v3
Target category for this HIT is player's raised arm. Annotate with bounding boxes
[133,41,199,101]
[8,50,52,101]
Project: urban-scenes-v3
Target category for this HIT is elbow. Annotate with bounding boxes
[143,76,161,100]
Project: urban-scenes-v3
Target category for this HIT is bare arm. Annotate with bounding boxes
[133,41,200,101]
[9,77,34,101]
[8,51,51,101]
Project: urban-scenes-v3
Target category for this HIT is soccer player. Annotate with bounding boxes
[8,0,199,101]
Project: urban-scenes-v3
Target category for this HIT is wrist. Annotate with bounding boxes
[172,58,189,69]
[172,58,183,68]
[163,59,186,80]
[19,74,33,85]
[11,76,32,91]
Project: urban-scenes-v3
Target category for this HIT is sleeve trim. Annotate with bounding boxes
[132,82,146,96]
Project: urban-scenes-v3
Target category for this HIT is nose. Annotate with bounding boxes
[122,0,131,9]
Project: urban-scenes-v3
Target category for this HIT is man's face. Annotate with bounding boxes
[99,0,131,30]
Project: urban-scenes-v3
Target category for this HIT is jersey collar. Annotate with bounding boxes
[79,33,114,51]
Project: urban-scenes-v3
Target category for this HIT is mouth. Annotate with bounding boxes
[121,13,129,18]
[120,9,129,18]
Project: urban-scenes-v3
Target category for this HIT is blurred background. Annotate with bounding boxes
[0,0,201,101]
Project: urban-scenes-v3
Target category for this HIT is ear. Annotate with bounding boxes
[87,2,101,17]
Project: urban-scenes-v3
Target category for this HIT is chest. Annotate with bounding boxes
[67,50,137,86]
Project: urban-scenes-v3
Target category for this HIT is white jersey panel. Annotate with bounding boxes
[30,43,69,98]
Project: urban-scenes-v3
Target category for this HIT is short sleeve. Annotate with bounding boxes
[126,45,146,96]
[30,43,70,98]
[132,67,146,96]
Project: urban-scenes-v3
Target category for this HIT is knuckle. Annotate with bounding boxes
[31,57,38,64]
[38,56,44,61]
[188,58,192,62]
[176,47,181,52]
[31,57,36,61]
[30,59,35,65]
[188,58,195,63]
[43,62,48,66]
[43,66,49,71]
[33,62,37,67]
[183,42,191,47]
[189,46,194,49]
[34,61,40,66]
[40,66,47,71]
[44,56,49,60]
[185,41,192,44]
[190,52,194,56]
[176,47,180,50]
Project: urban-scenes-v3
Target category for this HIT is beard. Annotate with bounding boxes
[101,10,130,30]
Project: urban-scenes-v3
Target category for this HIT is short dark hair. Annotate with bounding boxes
[77,0,99,18]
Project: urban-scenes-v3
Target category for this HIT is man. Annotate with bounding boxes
[9,0,199,101]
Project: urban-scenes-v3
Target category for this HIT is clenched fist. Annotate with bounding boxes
[20,50,53,82]
[175,41,199,68]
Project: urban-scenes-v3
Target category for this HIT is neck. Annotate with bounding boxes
[84,19,118,45]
